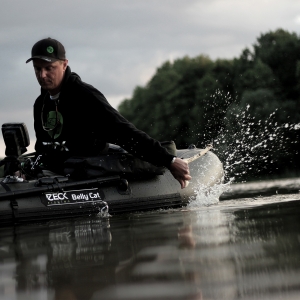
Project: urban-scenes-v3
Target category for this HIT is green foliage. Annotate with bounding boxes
[240,89,279,120]
[253,29,300,99]
[118,28,300,181]
[119,55,234,147]
[238,60,277,92]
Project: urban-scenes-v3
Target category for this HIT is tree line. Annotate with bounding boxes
[118,29,300,181]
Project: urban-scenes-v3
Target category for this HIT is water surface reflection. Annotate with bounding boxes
[0,194,300,300]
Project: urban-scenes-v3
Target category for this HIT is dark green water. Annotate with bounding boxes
[0,192,300,300]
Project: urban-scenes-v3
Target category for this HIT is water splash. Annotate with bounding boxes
[214,105,300,183]
[189,93,300,207]
[94,200,111,218]
[188,177,231,208]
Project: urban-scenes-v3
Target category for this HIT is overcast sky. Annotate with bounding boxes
[1,0,300,156]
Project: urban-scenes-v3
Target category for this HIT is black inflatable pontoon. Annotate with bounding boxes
[0,123,223,224]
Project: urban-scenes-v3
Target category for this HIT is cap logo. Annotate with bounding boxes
[47,46,54,54]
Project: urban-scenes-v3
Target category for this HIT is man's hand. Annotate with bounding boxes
[169,158,192,189]
[14,171,26,180]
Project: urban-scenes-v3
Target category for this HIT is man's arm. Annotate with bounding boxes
[81,86,192,188]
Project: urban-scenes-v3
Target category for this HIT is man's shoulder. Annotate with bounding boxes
[67,75,108,103]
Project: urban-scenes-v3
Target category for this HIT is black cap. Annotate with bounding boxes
[26,38,66,63]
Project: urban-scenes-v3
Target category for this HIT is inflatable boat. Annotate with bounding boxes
[0,123,223,224]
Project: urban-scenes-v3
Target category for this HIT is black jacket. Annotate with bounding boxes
[34,66,174,170]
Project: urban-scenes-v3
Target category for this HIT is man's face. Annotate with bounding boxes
[33,59,68,95]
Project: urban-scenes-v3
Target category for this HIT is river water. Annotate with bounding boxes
[0,179,300,300]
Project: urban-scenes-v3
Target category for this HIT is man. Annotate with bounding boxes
[26,38,191,188]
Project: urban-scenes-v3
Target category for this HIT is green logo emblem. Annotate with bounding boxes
[45,111,63,139]
[47,46,54,54]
